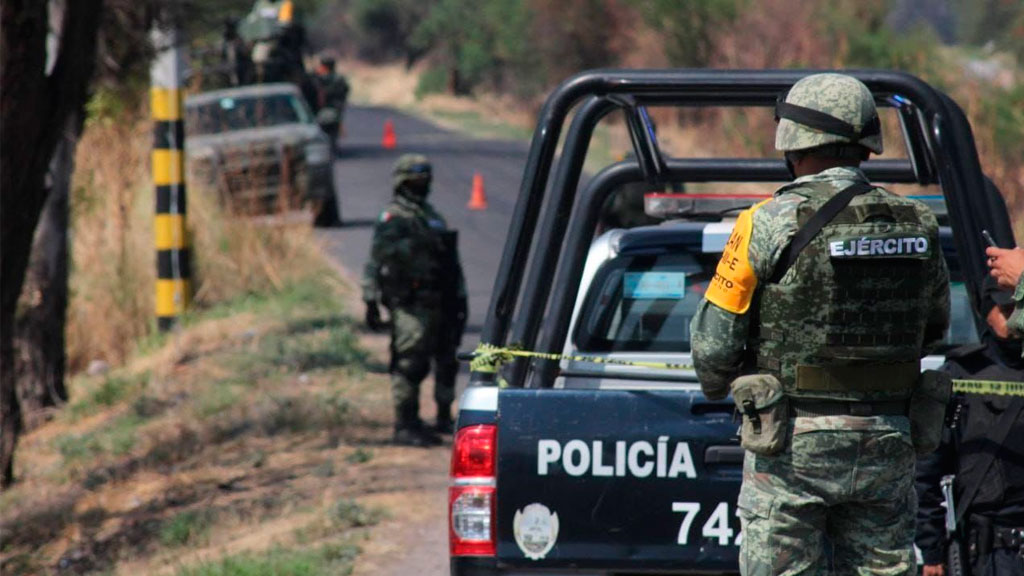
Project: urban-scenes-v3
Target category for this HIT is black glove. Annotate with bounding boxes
[365,301,384,332]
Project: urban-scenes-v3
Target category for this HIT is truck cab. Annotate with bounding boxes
[449,70,1013,575]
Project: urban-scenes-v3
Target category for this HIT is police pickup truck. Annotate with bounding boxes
[449,70,1015,575]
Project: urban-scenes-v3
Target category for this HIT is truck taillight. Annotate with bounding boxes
[450,424,497,556]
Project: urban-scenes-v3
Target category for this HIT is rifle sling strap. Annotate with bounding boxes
[769,181,874,283]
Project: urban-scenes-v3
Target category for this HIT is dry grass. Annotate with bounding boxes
[340,10,1024,240]
[0,264,401,575]
[68,107,325,372]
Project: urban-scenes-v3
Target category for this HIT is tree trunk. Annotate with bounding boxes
[14,114,77,430]
[0,0,103,489]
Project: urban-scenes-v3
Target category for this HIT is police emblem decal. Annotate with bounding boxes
[513,503,559,560]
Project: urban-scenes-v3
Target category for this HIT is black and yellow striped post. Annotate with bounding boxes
[151,25,190,331]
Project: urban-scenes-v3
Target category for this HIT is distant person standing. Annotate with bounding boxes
[362,154,468,447]
[308,56,349,146]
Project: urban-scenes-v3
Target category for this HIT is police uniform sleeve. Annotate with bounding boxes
[1009,273,1024,345]
[691,200,780,400]
[914,422,956,564]
[915,359,967,565]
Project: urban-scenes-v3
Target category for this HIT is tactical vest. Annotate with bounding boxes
[377,200,449,308]
[754,185,933,402]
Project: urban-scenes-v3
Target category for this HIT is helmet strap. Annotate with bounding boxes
[775,99,881,141]
[784,152,798,180]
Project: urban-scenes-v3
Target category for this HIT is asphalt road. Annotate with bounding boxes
[318,105,530,387]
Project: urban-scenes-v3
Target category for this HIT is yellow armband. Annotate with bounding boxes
[704,202,767,314]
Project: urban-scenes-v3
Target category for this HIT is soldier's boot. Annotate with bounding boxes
[393,404,440,447]
[434,406,454,435]
[392,427,440,447]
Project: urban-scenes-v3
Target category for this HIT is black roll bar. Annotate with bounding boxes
[476,69,1014,388]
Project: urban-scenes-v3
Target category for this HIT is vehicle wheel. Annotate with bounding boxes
[313,193,342,228]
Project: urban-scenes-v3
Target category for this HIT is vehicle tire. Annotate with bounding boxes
[313,192,342,228]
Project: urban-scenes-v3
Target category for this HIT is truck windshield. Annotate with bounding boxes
[573,243,978,354]
[186,93,311,136]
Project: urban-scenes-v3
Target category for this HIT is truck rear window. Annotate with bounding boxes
[573,249,978,354]
[574,253,715,352]
[186,93,311,136]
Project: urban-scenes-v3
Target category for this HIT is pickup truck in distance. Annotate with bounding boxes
[448,70,1015,575]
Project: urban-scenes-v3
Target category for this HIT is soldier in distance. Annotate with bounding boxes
[916,276,1024,576]
[691,73,950,574]
[362,154,468,447]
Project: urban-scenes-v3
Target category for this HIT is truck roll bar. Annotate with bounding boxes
[477,69,1015,388]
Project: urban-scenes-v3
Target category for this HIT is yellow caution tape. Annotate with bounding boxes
[951,379,1024,397]
[468,343,695,374]
[466,344,1024,397]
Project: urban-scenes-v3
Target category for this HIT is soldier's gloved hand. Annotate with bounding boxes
[365,301,384,332]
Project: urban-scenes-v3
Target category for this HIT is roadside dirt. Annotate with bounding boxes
[0,260,453,575]
[332,261,452,576]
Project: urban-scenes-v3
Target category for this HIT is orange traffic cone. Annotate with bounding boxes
[467,172,488,210]
[382,119,397,149]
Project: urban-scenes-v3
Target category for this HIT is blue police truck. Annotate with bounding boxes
[448,70,1014,575]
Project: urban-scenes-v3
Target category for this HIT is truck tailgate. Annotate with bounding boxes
[496,388,742,573]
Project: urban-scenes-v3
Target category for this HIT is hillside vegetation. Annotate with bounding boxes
[322,0,1024,236]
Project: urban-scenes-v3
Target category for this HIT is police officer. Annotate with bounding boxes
[362,154,468,447]
[691,73,950,574]
[917,278,1024,576]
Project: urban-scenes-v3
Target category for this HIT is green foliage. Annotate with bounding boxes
[352,0,435,62]
[194,385,241,418]
[818,0,941,74]
[55,413,142,464]
[415,66,449,98]
[160,509,215,547]
[329,499,381,528]
[953,0,1024,59]
[978,83,1024,159]
[630,0,743,66]
[411,0,533,94]
[344,447,373,464]
[68,372,149,420]
[177,544,358,576]
[195,277,342,323]
[259,318,367,372]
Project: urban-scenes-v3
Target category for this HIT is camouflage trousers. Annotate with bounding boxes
[738,415,916,576]
[388,304,460,430]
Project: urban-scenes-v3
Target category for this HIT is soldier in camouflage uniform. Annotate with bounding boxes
[690,74,951,574]
[363,154,468,447]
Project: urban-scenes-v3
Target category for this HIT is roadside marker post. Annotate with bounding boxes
[150,23,191,331]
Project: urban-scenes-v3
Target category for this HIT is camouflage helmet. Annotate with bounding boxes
[392,153,432,189]
[774,73,883,154]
